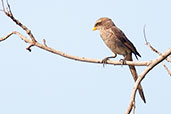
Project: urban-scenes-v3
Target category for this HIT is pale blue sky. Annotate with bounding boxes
[0,0,171,114]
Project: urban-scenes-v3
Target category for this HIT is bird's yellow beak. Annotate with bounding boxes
[92,27,97,31]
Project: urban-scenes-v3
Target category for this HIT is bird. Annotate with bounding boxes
[92,17,146,103]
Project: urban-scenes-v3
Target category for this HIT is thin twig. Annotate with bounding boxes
[143,25,148,44]
[1,0,5,11]
[162,63,171,76]
[43,39,47,47]
[143,25,171,75]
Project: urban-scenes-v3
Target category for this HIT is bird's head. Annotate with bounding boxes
[92,17,115,31]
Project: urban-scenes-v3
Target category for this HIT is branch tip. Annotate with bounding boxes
[26,44,34,52]
[143,24,149,44]
[162,63,171,76]
[43,39,47,47]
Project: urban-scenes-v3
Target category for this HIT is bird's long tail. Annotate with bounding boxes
[126,54,146,103]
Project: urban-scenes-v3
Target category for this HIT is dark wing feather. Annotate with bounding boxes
[111,27,141,59]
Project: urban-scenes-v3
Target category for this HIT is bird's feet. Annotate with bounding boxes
[102,57,109,67]
[119,59,126,66]
[101,55,117,67]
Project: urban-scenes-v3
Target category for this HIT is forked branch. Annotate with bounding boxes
[125,48,171,114]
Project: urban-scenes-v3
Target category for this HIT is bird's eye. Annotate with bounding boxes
[95,22,102,27]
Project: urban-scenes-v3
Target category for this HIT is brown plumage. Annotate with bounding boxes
[93,17,146,103]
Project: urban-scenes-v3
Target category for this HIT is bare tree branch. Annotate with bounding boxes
[1,0,36,46]
[0,31,150,66]
[125,48,171,114]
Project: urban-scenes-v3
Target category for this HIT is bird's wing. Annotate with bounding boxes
[111,27,141,59]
